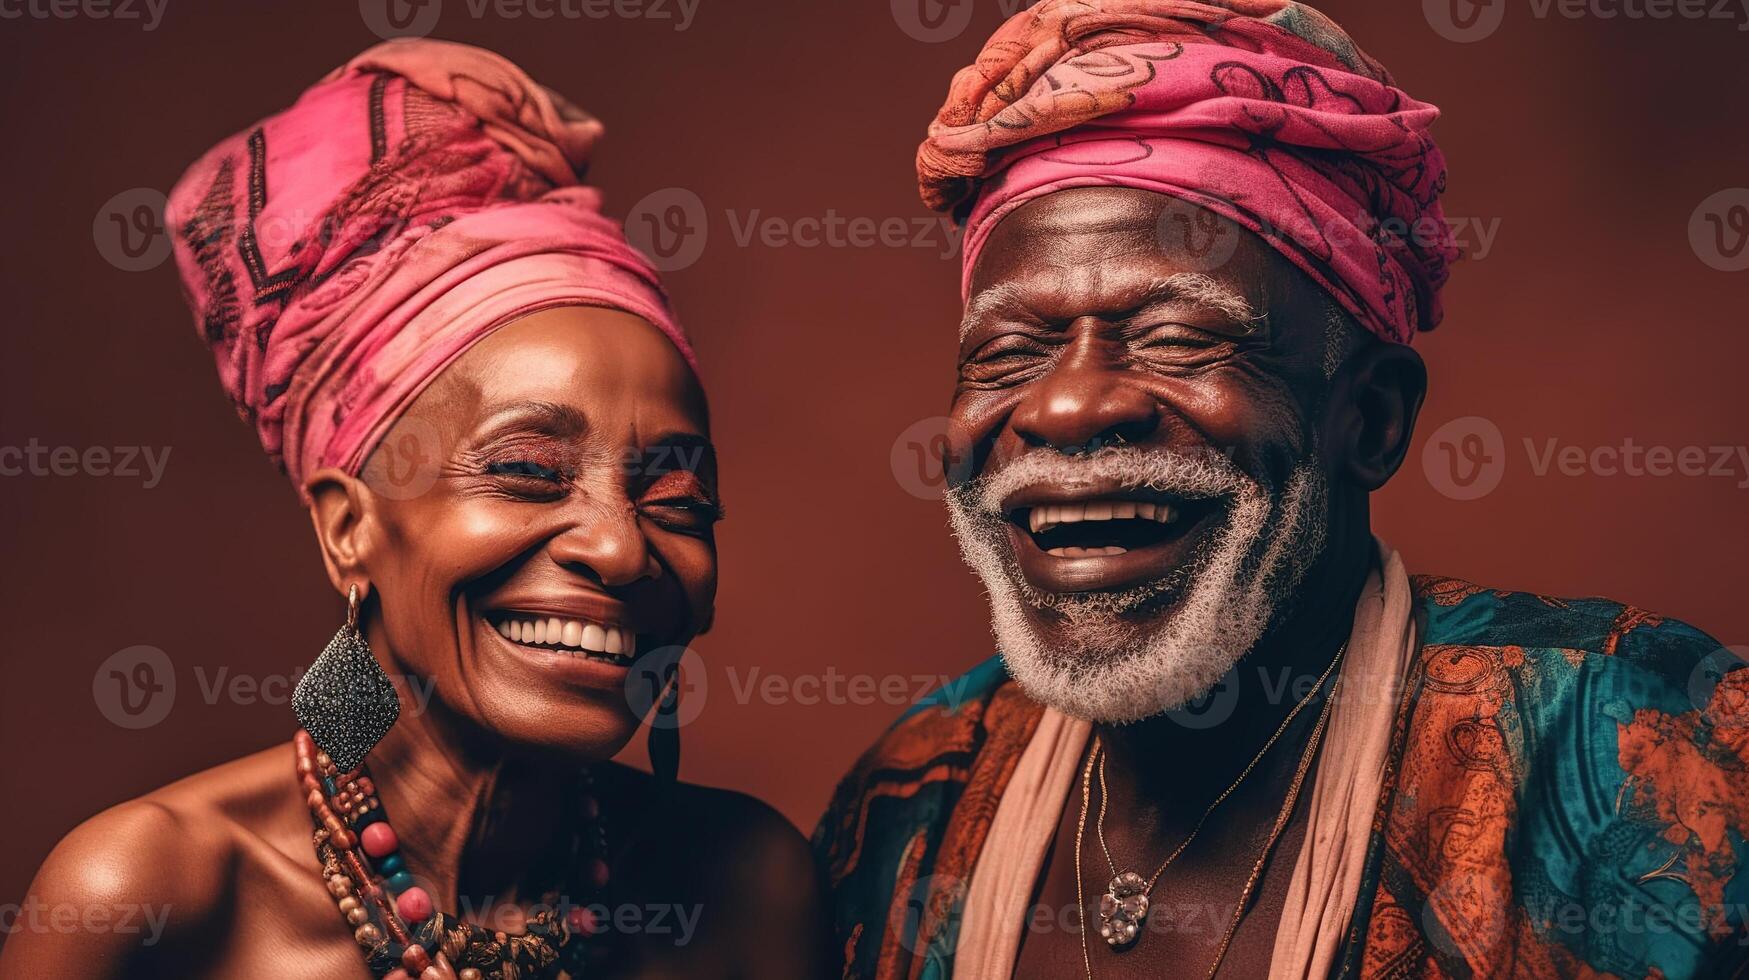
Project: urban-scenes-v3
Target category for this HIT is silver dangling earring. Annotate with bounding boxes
[292,583,400,772]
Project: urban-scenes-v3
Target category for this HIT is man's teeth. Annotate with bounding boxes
[1027,500,1178,534]
[1045,545,1129,558]
[493,616,635,659]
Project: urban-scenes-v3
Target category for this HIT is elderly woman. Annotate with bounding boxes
[1,41,827,980]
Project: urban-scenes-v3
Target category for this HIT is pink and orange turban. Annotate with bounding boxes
[919,0,1457,344]
[168,39,691,491]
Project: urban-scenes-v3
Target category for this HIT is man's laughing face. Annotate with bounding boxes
[944,187,1365,724]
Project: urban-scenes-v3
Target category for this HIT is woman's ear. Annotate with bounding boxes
[305,467,380,597]
[1326,341,1428,492]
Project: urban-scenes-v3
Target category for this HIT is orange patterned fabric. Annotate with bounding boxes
[816,578,1749,979]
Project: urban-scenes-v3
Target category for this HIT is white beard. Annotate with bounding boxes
[943,446,1329,724]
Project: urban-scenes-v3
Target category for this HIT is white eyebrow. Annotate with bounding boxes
[958,273,1261,342]
[1136,273,1261,325]
[959,282,1027,342]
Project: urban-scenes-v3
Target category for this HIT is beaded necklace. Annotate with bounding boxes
[296,730,612,979]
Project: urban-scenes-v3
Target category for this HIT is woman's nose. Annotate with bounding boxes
[546,502,661,587]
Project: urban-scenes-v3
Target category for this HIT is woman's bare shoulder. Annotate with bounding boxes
[0,743,307,978]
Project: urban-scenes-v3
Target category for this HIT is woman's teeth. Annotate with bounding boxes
[492,615,635,663]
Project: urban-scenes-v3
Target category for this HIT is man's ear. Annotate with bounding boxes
[1327,341,1428,491]
[305,467,380,597]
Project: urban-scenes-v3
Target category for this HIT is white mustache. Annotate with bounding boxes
[964,446,1251,516]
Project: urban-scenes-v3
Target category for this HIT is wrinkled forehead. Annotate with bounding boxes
[395,306,709,447]
[961,187,1333,347]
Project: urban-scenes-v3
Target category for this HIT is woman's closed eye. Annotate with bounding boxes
[637,470,722,534]
[480,452,574,500]
[486,459,565,481]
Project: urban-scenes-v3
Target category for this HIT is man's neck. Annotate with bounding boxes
[1094,529,1375,829]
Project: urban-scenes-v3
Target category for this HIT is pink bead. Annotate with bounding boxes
[566,906,600,936]
[361,822,399,859]
[396,886,433,924]
[589,858,610,889]
[579,796,600,820]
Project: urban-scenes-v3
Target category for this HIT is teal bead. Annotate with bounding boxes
[375,853,405,876]
[384,870,414,894]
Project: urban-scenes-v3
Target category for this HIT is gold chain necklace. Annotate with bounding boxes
[1073,642,1346,978]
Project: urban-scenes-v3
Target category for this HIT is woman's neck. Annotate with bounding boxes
[360,704,577,911]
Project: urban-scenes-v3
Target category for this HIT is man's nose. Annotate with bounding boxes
[1009,332,1160,452]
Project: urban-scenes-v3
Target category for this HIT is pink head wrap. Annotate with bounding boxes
[918,0,1457,344]
[167,39,693,490]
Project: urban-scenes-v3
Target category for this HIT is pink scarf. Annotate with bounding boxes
[167,39,692,491]
[918,0,1456,345]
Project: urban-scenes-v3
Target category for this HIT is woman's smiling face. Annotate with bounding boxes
[325,305,718,759]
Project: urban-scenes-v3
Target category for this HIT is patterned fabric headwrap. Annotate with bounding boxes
[168,39,692,490]
[919,0,1458,343]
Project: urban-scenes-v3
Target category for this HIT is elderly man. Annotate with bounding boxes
[814,2,1748,978]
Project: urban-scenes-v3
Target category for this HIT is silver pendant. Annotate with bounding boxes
[1097,871,1149,947]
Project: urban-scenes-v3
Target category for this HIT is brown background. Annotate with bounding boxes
[2,0,1745,918]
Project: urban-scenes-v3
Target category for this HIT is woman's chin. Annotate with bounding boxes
[473,700,641,761]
